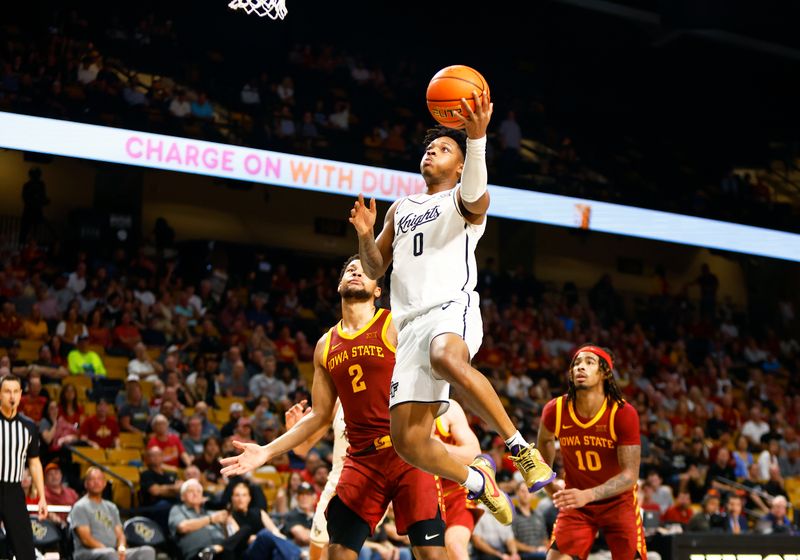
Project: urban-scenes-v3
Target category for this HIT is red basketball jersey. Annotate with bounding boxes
[542,395,640,497]
[323,308,396,453]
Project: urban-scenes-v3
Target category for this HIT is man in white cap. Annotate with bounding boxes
[221,401,245,439]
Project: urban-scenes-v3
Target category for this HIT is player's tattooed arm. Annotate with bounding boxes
[590,444,641,502]
[350,195,398,279]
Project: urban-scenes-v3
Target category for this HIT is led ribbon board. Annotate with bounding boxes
[1,112,798,262]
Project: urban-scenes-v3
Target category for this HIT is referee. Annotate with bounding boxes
[0,374,48,560]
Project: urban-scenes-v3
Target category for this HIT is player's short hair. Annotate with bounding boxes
[0,374,22,390]
[338,254,384,290]
[423,126,467,159]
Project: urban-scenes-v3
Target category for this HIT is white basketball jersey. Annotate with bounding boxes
[390,187,486,327]
[328,401,347,485]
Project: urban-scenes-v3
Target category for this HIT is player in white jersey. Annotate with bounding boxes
[284,399,347,560]
[349,90,555,526]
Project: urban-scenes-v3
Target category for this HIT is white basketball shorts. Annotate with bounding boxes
[389,299,483,417]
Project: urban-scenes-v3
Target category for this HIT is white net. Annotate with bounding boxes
[228,0,288,19]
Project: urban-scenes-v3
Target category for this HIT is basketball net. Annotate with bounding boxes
[228,0,288,20]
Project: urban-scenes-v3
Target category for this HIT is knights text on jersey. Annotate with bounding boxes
[322,308,396,453]
[390,188,486,327]
[542,396,640,499]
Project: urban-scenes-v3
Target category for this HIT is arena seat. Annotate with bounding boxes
[119,432,145,449]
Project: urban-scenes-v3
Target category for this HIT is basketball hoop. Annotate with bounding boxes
[228,0,288,20]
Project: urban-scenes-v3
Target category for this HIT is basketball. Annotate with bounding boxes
[426,65,491,128]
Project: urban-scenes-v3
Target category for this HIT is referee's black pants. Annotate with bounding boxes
[0,482,35,560]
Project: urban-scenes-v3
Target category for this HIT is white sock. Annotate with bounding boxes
[462,467,485,495]
[505,431,529,451]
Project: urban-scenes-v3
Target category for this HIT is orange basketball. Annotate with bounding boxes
[426,65,490,129]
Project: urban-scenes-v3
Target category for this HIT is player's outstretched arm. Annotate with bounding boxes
[221,334,338,476]
[349,194,398,279]
[455,90,492,220]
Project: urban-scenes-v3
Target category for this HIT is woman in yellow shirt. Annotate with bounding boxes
[22,303,49,341]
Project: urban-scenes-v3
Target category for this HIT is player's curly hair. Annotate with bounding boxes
[565,345,626,406]
[423,126,467,159]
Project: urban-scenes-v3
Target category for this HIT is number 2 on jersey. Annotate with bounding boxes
[575,450,602,471]
[413,232,423,256]
[349,364,366,393]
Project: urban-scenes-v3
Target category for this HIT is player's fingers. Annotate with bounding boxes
[460,96,477,119]
[369,197,377,213]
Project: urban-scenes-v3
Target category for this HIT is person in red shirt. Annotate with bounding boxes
[221,256,448,560]
[538,344,647,560]
[19,372,49,422]
[43,463,79,524]
[0,301,24,341]
[111,311,142,354]
[147,413,192,468]
[80,398,120,449]
[662,490,694,527]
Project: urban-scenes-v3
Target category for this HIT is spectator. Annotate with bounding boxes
[248,354,286,403]
[43,462,79,525]
[758,438,781,481]
[497,110,522,176]
[755,495,796,535]
[111,312,142,355]
[119,375,151,434]
[169,90,192,119]
[70,467,156,560]
[511,481,548,559]
[472,504,520,560]
[67,334,107,377]
[147,414,192,468]
[281,481,316,551]
[22,303,49,341]
[646,470,674,514]
[140,446,182,531]
[57,306,88,344]
[732,435,755,479]
[128,342,164,380]
[220,360,249,398]
[182,415,206,457]
[226,481,287,556]
[742,406,770,446]
[221,401,245,439]
[80,398,120,449]
[67,262,88,296]
[662,490,694,527]
[87,309,112,348]
[31,343,68,383]
[58,382,84,425]
[687,493,724,532]
[76,56,100,85]
[19,167,50,244]
[191,92,215,121]
[0,301,24,343]
[194,436,223,486]
[18,371,49,422]
[722,494,748,534]
[169,479,230,560]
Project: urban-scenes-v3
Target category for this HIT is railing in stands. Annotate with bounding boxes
[66,444,137,509]
[714,475,790,520]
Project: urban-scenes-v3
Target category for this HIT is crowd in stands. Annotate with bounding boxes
[0,221,797,558]
[1,6,798,234]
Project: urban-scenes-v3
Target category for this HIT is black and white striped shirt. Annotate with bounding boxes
[0,412,40,483]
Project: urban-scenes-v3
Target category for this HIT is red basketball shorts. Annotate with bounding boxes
[334,446,444,534]
[550,496,647,560]
[442,484,482,531]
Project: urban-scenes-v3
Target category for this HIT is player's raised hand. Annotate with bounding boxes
[552,487,592,510]
[219,440,270,476]
[456,90,493,139]
[285,399,311,430]
[349,193,377,236]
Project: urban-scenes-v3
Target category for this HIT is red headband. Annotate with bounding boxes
[573,345,614,371]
